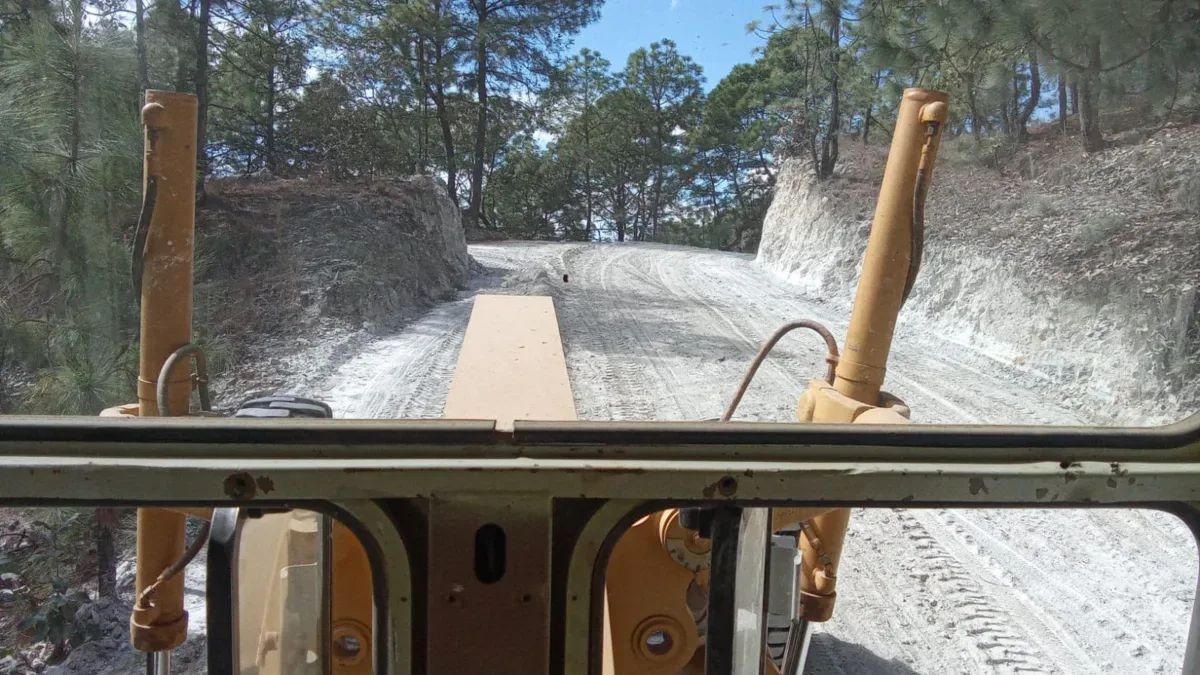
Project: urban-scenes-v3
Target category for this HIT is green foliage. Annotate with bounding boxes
[755,0,857,178]
[24,318,132,414]
[1,0,1199,413]
[0,2,139,415]
[0,509,120,661]
[208,0,309,175]
[193,0,1200,249]
[14,581,96,651]
[495,150,567,239]
[689,61,776,249]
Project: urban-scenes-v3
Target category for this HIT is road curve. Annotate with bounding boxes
[317,241,1196,675]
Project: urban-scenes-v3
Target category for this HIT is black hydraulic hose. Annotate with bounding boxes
[131,173,158,303]
[902,121,940,307]
[156,343,212,415]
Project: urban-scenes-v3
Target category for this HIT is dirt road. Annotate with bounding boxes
[315,242,1197,674]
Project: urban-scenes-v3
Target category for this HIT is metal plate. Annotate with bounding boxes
[732,508,771,675]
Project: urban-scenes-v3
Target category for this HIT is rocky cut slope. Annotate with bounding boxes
[757,123,1200,426]
[194,175,469,406]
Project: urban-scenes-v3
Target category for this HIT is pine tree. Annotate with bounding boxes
[548,48,613,240]
[1004,0,1190,152]
[620,39,703,239]
[458,0,601,227]
[0,2,139,415]
[690,61,776,250]
[0,1,140,604]
[208,0,308,174]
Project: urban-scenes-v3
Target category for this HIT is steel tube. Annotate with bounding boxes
[833,88,949,406]
[130,90,198,654]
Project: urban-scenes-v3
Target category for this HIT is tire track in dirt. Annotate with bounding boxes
[313,241,1194,675]
[904,509,1100,674]
[321,298,471,418]
[935,507,1196,673]
[579,246,709,419]
[556,247,663,420]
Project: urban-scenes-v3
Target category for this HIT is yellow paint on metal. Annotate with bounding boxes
[606,510,699,675]
[424,296,575,674]
[801,88,948,624]
[331,523,373,675]
[834,88,949,406]
[99,403,139,417]
[130,90,198,654]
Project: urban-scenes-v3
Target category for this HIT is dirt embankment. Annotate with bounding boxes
[195,176,468,406]
[758,123,1200,425]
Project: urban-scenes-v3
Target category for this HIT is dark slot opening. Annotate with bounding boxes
[474,523,506,584]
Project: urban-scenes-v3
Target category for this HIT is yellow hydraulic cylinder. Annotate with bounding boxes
[130,90,198,654]
[800,88,949,623]
[833,88,949,405]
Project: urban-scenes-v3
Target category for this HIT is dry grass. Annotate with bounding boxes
[805,121,1200,412]
[1176,172,1200,215]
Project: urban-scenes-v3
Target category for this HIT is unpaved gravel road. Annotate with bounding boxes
[312,241,1197,675]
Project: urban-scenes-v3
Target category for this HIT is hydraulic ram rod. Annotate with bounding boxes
[130,90,198,657]
[833,88,949,405]
[800,88,949,624]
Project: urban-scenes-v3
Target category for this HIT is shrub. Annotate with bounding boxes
[1175,172,1200,215]
[1028,194,1060,217]
[0,509,112,665]
[1074,213,1125,247]
[942,135,1017,171]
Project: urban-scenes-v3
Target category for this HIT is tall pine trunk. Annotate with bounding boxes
[1057,75,1068,134]
[418,29,458,204]
[469,2,488,227]
[94,508,119,598]
[135,0,148,95]
[999,66,1015,136]
[614,185,626,242]
[265,62,277,174]
[584,165,593,241]
[647,118,664,239]
[52,0,85,315]
[1017,49,1041,139]
[195,0,210,199]
[965,72,982,138]
[421,57,457,201]
[435,88,457,203]
[818,12,841,178]
[175,0,194,91]
[1078,42,1105,153]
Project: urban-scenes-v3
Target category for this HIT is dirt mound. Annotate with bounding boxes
[195,176,468,404]
[758,122,1200,424]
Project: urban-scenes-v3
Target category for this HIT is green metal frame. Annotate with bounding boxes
[2,414,1200,673]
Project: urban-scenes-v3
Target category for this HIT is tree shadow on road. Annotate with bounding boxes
[805,632,926,675]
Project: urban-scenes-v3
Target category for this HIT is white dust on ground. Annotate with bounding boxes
[271,241,1196,674]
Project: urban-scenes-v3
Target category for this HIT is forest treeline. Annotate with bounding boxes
[1,0,1199,416]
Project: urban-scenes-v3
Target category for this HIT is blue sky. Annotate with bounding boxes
[571,0,768,91]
